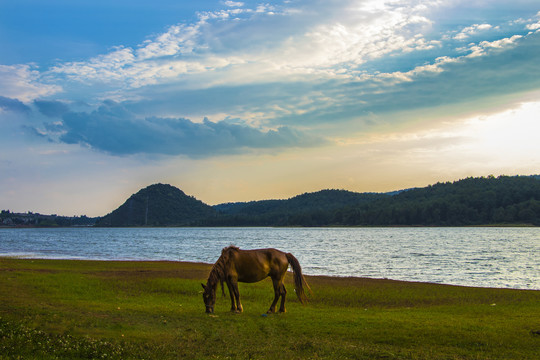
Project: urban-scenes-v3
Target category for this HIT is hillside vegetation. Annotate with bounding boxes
[96,184,216,226]
[93,175,540,227]
[210,175,540,226]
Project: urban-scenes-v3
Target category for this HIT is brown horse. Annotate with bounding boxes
[201,246,310,314]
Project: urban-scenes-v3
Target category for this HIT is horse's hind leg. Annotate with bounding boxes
[278,283,287,313]
[268,277,287,313]
[267,278,281,314]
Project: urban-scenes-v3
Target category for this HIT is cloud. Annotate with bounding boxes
[453,23,493,40]
[464,34,523,57]
[527,22,540,31]
[50,101,324,157]
[524,10,540,31]
[0,96,31,113]
[34,100,70,118]
[0,65,61,102]
[46,0,440,92]
[384,34,540,104]
[262,30,540,129]
[223,1,244,7]
[102,27,540,139]
[9,0,540,158]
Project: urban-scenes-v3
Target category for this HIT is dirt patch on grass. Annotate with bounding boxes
[92,261,212,281]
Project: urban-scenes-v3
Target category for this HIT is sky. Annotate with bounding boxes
[1,0,540,217]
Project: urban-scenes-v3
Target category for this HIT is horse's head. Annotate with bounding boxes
[201,283,216,313]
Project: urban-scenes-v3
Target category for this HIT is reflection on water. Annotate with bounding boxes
[1,227,538,289]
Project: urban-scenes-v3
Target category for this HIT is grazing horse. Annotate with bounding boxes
[201,246,310,314]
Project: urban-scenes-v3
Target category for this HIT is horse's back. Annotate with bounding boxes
[240,248,289,268]
[230,248,288,283]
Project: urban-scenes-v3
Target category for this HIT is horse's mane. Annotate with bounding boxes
[208,246,240,296]
[222,245,239,253]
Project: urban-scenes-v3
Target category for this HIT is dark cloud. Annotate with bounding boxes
[0,96,31,113]
[34,100,70,118]
[57,100,324,157]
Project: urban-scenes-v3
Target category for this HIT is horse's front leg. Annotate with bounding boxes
[227,277,243,313]
[226,280,237,312]
[233,282,243,313]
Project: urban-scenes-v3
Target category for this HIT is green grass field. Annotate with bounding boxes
[1,258,539,359]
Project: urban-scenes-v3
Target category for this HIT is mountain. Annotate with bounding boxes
[208,175,540,226]
[215,189,384,214]
[96,184,216,226]
[96,175,540,227]
[370,175,540,226]
[211,189,387,226]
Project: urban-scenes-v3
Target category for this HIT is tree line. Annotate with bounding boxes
[0,210,97,227]
[204,175,540,226]
[5,175,539,227]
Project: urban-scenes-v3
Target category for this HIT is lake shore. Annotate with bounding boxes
[2,227,538,290]
[1,258,539,359]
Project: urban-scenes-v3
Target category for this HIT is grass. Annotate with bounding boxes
[1,258,539,359]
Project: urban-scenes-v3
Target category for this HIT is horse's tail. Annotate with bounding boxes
[286,253,312,305]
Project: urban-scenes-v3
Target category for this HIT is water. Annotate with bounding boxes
[0,227,538,290]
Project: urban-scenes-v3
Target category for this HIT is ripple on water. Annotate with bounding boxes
[0,227,538,289]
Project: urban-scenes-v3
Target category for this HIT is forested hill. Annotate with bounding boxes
[208,175,540,226]
[334,175,540,226]
[211,190,386,226]
[95,184,216,226]
[94,176,540,227]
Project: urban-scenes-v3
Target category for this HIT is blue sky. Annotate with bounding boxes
[1,0,540,216]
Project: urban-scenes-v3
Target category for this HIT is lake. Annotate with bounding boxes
[0,227,538,290]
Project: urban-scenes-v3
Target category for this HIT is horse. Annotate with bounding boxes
[201,246,310,314]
